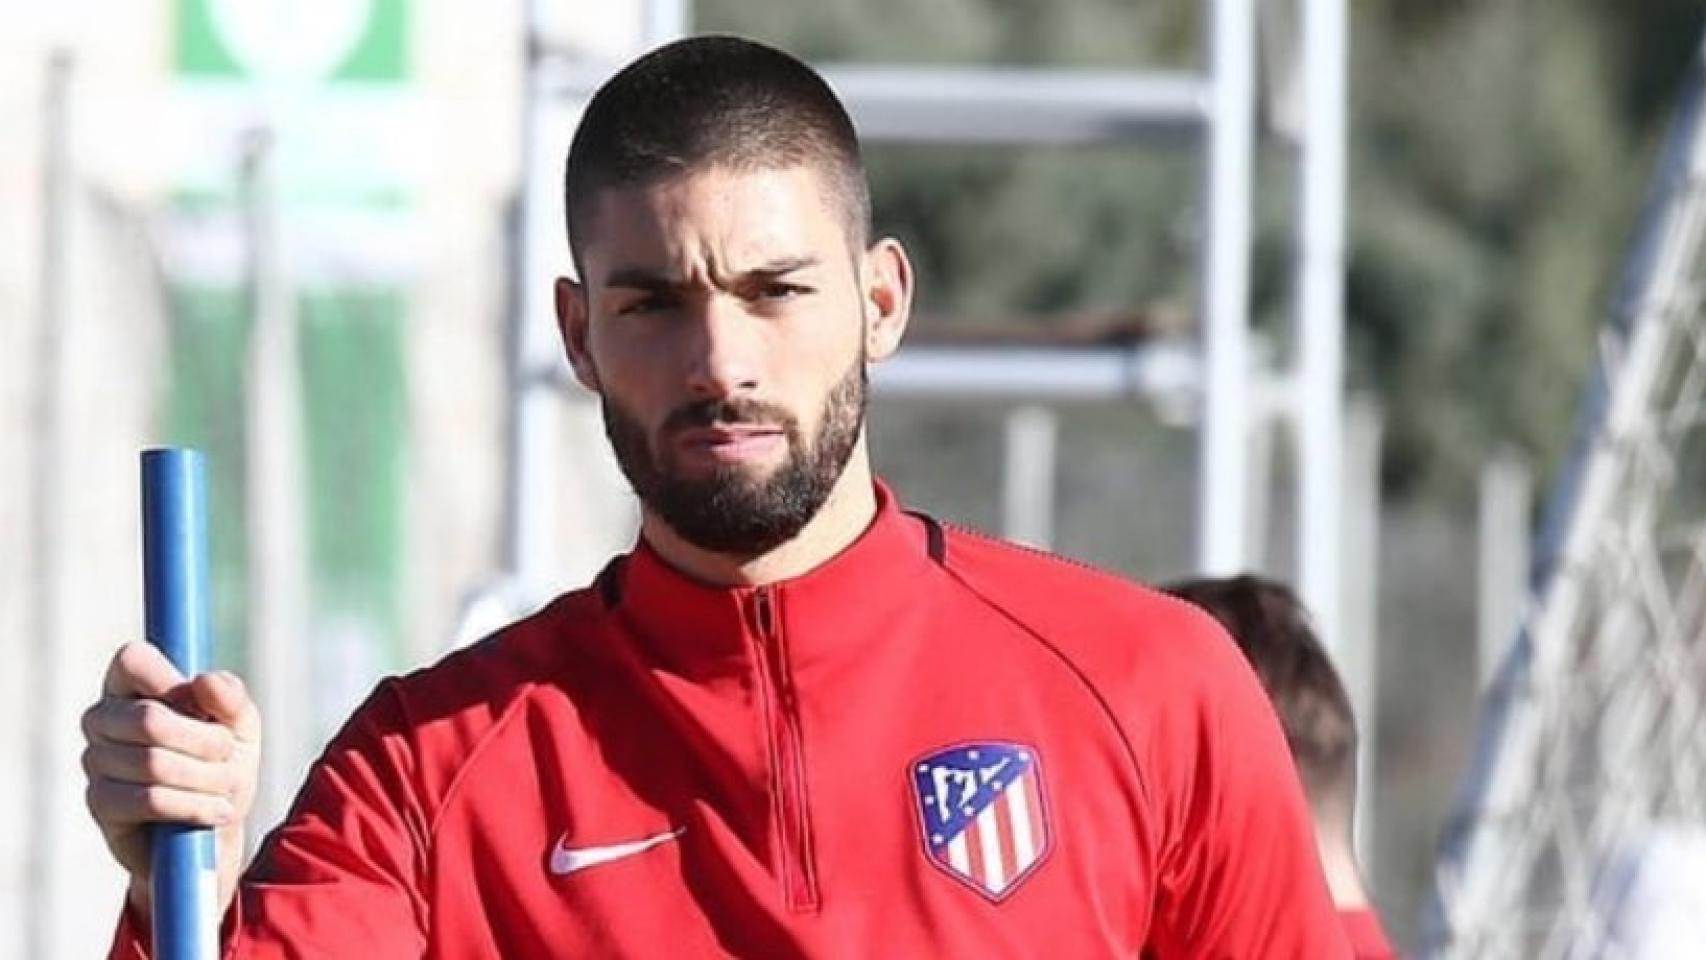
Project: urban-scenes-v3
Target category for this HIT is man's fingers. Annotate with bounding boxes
[81,741,237,797]
[85,777,235,829]
[102,641,186,699]
[191,671,262,744]
[81,697,235,762]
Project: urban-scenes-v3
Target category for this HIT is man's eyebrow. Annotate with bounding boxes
[603,256,822,291]
[603,267,680,291]
[742,255,820,279]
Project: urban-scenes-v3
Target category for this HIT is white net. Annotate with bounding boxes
[1426,41,1706,959]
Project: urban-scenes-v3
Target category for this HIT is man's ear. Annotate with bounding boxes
[555,276,601,393]
[861,237,913,363]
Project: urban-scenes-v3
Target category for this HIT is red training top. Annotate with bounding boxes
[1340,908,1400,960]
[112,483,1348,958]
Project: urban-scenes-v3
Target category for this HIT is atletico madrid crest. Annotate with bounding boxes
[912,741,1049,900]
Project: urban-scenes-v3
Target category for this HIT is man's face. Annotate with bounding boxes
[559,165,901,556]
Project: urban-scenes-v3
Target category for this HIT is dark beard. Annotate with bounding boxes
[602,357,868,557]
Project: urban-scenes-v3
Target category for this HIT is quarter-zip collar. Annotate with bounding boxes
[612,480,935,674]
[606,481,935,915]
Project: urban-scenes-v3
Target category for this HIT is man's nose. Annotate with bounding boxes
[684,294,760,400]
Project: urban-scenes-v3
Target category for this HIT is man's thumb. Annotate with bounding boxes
[193,670,261,743]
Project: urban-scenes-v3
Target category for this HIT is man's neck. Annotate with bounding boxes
[639,443,880,587]
[1316,828,1373,910]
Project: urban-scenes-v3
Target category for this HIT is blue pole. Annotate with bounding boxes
[141,448,219,960]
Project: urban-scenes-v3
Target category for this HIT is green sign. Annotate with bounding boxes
[176,0,407,83]
[165,0,420,716]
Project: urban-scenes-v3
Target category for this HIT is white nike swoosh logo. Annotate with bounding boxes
[549,827,685,876]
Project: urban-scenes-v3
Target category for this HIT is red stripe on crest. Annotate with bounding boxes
[995,790,1020,879]
[965,813,988,888]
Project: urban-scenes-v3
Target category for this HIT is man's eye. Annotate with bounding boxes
[618,295,672,316]
[759,283,807,301]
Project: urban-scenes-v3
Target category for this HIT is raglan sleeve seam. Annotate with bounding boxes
[937,564,1158,817]
[418,676,539,847]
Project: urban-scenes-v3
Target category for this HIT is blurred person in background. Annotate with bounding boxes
[1164,574,1398,960]
[80,35,1347,958]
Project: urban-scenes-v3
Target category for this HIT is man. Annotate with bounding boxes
[1164,575,1399,960]
[84,36,1348,957]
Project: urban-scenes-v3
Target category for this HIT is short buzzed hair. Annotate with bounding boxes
[563,35,872,273]
[1164,575,1358,819]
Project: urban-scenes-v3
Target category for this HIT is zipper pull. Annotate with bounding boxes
[754,587,775,636]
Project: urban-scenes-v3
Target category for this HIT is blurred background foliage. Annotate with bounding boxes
[698,0,1698,502]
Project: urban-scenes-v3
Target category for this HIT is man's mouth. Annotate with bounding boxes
[672,423,787,465]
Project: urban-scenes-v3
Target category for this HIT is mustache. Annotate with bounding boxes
[661,397,796,434]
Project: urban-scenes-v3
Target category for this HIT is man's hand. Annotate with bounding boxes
[80,641,262,917]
